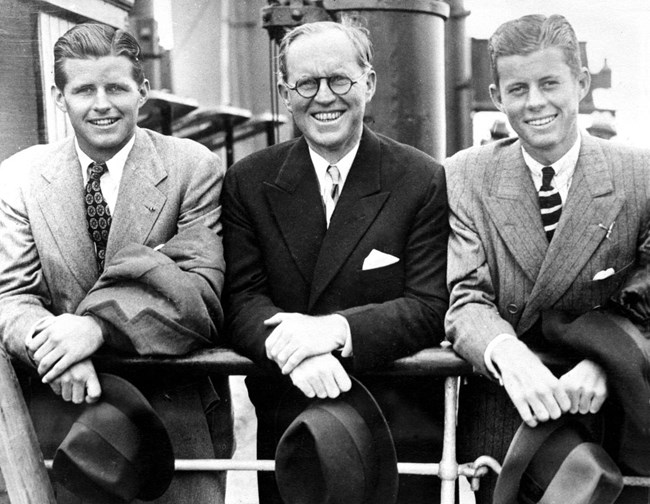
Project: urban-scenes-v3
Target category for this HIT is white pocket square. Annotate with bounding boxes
[362,249,399,270]
[593,267,615,281]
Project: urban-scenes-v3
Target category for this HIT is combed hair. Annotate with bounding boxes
[277,19,374,83]
[54,22,145,90]
[488,14,582,87]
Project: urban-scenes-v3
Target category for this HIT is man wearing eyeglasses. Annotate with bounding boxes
[223,19,449,504]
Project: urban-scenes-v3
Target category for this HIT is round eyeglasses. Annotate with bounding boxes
[283,70,371,99]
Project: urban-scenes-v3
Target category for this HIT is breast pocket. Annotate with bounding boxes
[357,261,404,303]
[592,259,636,304]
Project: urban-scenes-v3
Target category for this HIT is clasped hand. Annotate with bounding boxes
[26,314,104,404]
[494,339,608,427]
[264,312,347,374]
[289,354,352,399]
[264,313,352,398]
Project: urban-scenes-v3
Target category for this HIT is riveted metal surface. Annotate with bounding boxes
[329,6,448,159]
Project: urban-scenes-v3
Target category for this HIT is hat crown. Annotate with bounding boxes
[53,374,174,503]
[494,417,623,504]
[275,377,398,504]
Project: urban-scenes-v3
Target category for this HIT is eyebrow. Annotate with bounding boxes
[68,83,94,92]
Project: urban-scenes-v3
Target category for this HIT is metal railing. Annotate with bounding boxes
[2,346,648,504]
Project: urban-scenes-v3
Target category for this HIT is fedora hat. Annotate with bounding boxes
[543,309,650,437]
[493,416,623,504]
[275,376,398,504]
[52,373,175,503]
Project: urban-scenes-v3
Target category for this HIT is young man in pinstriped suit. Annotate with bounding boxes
[445,14,650,503]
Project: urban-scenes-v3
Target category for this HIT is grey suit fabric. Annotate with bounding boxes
[446,134,650,373]
[445,134,650,503]
[0,128,232,504]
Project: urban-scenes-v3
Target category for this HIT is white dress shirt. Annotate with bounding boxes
[308,143,359,227]
[522,133,581,203]
[75,134,136,213]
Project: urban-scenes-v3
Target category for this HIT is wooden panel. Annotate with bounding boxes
[40,0,131,28]
[0,0,41,161]
[39,12,75,143]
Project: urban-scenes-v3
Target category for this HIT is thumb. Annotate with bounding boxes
[263,313,286,326]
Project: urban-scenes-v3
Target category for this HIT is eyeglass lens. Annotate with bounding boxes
[295,75,354,98]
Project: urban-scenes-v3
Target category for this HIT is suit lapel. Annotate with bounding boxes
[484,142,548,283]
[520,136,623,326]
[265,137,327,284]
[309,128,389,309]
[107,129,168,257]
[34,140,98,292]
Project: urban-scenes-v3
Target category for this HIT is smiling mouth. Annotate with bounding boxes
[526,115,557,127]
[313,111,343,122]
[89,118,119,126]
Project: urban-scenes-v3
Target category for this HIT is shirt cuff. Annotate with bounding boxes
[333,314,353,358]
[85,313,108,341]
[484,333,517,384]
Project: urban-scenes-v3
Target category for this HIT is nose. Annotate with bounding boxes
[313,78,336,103]
[93,89,111,111]
[526,84,547,109]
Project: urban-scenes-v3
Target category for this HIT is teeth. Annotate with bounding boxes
[91,119,117,126]
[528,115,556,127]
[313,112,342,122]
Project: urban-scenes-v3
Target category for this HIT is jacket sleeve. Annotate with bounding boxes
[444,151,517,375]
[222,166,282,370]
[0,154,56,367]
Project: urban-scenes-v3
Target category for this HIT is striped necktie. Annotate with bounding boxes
[539,166,562,241]
[85,162,112,272]
[324,165,341,226]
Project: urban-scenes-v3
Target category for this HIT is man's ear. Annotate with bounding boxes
[278,82,293,114]
[489,83,505,113]
[364,69,377,103]
[577,67,591,102]
[138,79,151,107]
[52,85,67,113]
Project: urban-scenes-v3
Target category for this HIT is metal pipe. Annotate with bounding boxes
[326,0,450,160]
[444,0,472,156]
[439,376,461,503]
[220,1,231,104]
[263,0,450,160]
[44,458,439,475]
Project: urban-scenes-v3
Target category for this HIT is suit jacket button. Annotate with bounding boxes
[506,303,518,314]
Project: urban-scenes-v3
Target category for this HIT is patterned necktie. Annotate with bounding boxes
[85,162,112,272]
[324,165,341,226]
[539,166,562,241]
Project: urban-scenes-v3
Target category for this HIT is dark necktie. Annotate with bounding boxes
[85,162,112,272]
[539,166,562,241]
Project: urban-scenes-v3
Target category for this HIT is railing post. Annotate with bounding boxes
[439,376,461,504]
[0,347,56,503]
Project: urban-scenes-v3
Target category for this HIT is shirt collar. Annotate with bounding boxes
[308,142,360,189]
[76,134,136,184]
[521,133,582,180]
